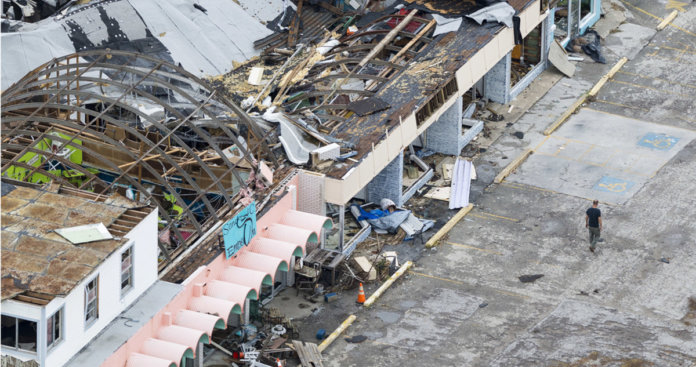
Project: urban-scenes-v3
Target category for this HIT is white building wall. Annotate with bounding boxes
[0,300,42,363]
[47,208,159,367]
[0,209,160,367]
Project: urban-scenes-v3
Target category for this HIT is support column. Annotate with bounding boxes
[287,257,295,286]
[196,341,204,367]
[366,151,404,207]
[483,53,511,104]
[244,299,250,324]
[424,96,463,155]
[338,204,345,252]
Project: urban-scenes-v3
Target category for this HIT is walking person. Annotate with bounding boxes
[585,200,602,252]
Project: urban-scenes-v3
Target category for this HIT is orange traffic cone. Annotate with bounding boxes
[276,358,283,367]
[357,283,366,304]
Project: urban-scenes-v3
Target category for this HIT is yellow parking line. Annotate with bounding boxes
[593,98,650,112]
[593,99,696,125]
[500,182,560,194]
[410,270,467,285]
[477,212,520,222]
[610,80,695,99]
[619,0,696,37]
[409,271,529,300]
[446,241,504,255]
[618,69,696,90]
[531,134,552,152]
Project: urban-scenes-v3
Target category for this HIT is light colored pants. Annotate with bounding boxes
[588,227,601,248]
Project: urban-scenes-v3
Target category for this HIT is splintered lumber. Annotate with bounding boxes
[313,9,419,110]
[288,0,304,47]
[292,340,324,367]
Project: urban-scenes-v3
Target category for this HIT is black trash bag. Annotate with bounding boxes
[580,30,606,64]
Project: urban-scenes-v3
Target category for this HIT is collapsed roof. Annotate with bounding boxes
[0,49,274,268]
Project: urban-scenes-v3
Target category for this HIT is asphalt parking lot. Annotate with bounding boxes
[322,2,696,365]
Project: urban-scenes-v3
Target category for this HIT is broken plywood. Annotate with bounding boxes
[549,40,576,77]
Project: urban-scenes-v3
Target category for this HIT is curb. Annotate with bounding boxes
[425,204,474,248]
[317,314,356,352]
[493,149,532,184]
[544,57,628,136]
[656,10,678,31]
[364,261,413,307]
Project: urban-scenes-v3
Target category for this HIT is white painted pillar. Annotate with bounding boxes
[338,204,345,252]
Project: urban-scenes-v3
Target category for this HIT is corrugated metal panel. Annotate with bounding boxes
[449,158,471,209]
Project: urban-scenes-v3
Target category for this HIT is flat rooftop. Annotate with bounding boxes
[1,183,142,303]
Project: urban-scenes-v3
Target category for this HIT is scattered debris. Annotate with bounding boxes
[659,257,670,264]
[513,131,524,139]
[248,66,265,85]
[292,340,324,367]
[566,30,606,64]
[467,2,516,28]
[450,158,472,209]
[324,292,338,303]
[347,97,391,116]
[682,297,696,325]
[353,256,378,281]
[519,274,544,283]
[432,14,463,36]
[345,335,368,343]
[549,40,577,77]
[580,30,606,64]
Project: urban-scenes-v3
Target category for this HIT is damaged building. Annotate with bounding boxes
[1,0,603,366]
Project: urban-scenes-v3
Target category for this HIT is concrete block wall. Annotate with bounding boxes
[425,96,464,155]
[483,53,511,104]
[366,151,404,207]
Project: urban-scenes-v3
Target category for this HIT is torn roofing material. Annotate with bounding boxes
[1,185,144,302]
[127,0,272,75]
[54,223,114,244]
[1,0,274,90]
[466,2,516,28]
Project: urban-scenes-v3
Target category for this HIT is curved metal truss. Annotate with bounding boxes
[1,50,275,268]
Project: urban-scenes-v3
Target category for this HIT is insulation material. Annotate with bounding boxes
[449,158,472,209]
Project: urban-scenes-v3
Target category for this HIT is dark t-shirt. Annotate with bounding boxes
[586,207,601,228]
